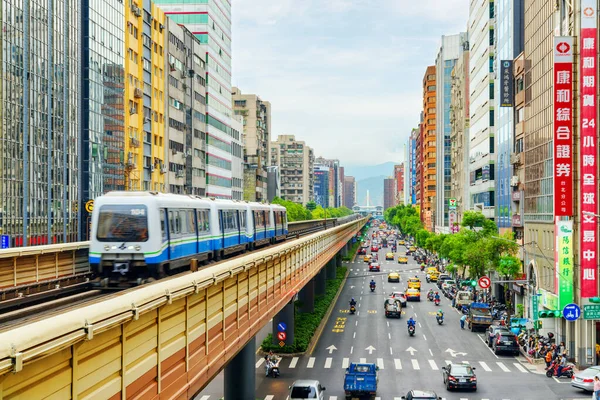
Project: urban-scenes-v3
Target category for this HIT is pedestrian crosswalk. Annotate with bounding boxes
[256,356,531,374]
[197,395,525,400]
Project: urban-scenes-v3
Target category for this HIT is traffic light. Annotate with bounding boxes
[589,297,600,304]
[460,280,477,287]
[538,310,562,318]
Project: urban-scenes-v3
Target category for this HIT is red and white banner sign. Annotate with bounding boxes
[553,36,573,217]
[580,1,598,297]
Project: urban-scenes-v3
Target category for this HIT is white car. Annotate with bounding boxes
[289,380,326,399]
[442,280,456,291]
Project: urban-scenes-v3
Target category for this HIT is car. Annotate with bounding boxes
[409,246,417,252]
[442,363,477,391]
[401,390,442,400]
[398,256,408,264]
[371,245,379,252]
[399,240,406,245]
[386,252,394,260]
[407,277,421,290]
[388,272,400,282]
[571,365,600,391]
[388,291,408,307]
[427,267,438,275]
[405,250,413,255]
[426,272,439,283]
[289,380,326,400]
[486,325,511,347]
[437,274,452,289]
[406,288,421,301]
[364,255,372,263]
[369,262,381,272]
[442,280,456,291]
[492,332,520,355]
[358,247,367,255]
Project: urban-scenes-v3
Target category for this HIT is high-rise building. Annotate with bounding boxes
[155,0,236,199]
[393,164,404,205]
[230,116,244,200]
[266,166,281,201]
[468,0,495,220]
[314,164,330,208]
[383,178,396,211]
[343,176,356,209]
[511,52,525,241]
[435,33,468,233]
[422,66,437,231]
[232,87,271,202]
[164,20,208,196]
[1,0,80,246]
[409,128,419,206]
[495,0,524,233]
[449,44,470,224]
[270,135,314,204]
[315,157,341,208]
[339,167,345,208]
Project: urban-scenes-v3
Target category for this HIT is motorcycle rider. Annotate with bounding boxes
[265,351,278,376]
[427,288,434,300]
[407,316,416,329]
[556,354,567,377]
[436,309,444,319]
[370,279,376,289]
[434,291,441,304]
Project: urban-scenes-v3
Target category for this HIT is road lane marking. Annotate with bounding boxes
[388,332,391,339]
[264,396,274,400]
[428,359,439,370]
[414,312,417,317]
[429,349,433,356]
[342,358,350,368]
[513,362,529,373]
[496,361,510,372]
[360,357,367,363]
[423,334,427,340]
[360,297,362,301]
[358,303,361,307]
[387,321,390,327]
[390,347,393,355]
[356,320,358,326]
[478,332,500,358]
[255,358,265,368]
[353,332,356,339]
[329,397,338,400]
[418,322,422,328]
[376,358,384,369]
[307,357,315,368]
[289,357,298,368]
[411,359,420,370]
[350,346,354,354]
[324,357,332,368]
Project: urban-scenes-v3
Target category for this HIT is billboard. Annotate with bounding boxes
[556,220,574,309]
[553,37,573,217]
[580,0,598,297]
[500,60,514,107]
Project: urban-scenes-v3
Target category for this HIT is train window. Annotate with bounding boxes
[197,209,209,234]
[239,212,245,230]
[96,204,149,242]
[160,209,167,240]
[169,211,175,234]
[203,210,210,232]
[187,210,195,234]
[175,211,181,234]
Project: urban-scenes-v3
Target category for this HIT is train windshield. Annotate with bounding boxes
[96,204,149,242]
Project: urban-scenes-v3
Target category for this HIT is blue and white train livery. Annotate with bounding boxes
[89,191,287,282]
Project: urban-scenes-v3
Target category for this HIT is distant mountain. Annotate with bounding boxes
[356,175,386,207]
[344,162,397,182]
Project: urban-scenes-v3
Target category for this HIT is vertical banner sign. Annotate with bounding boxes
[557,220,574,309]
[580,0,598,298]
[553,37,574,217]
[500,60,514,107]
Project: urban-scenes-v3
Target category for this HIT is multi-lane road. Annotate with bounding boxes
[198,232,588,400]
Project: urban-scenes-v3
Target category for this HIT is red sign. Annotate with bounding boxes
[580,1,598,297]
[553,36,573,217]
[277,331,287,341]
[478,276,491,289]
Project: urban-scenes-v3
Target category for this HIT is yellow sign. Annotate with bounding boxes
[367,310,377,314]
[85,200,94,213]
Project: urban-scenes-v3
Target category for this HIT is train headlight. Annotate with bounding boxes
[104,245,110,251]
[135,245,141,251]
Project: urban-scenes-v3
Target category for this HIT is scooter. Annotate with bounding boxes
[436,315,444,325]
[350,305,356,314]
[427,292,434,302]
[408,324,416,336]
[546,361,574,378]
[370,284,376,292]
[266,358,281,378]
[434,298,440,306]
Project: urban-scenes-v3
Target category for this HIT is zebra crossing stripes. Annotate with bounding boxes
[479,361,492,371]
[411,359,420,370]
[512,362,529,373]
[324,357,332,368]
[376,358,384,369]
[307,357,315,368]
[198,396,521,400]
[428,359,439,370]
[288,357,298,368]
[394,358,402,369]
[497,361,511,372]
[342,357,350,368]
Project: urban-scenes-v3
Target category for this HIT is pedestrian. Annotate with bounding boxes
[545,348,552,368]
[593,376,600,400]
[460,314,467,329]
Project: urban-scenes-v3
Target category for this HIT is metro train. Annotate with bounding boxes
[89,191,288,283]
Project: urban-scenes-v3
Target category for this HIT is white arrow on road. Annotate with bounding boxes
[326,345,337,354]
[445,348,468,358]
[365,345,376,355]
[406,346,417,356]
[350,286,355,289]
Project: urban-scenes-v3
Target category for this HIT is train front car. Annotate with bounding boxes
[270,203,288,242]
[90,192,161,285]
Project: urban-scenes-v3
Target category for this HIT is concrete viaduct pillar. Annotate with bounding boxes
[224,337,256,400]
[326,257,337,280]
[298,278,315,313]
[315,268,327,296]
[272,300,295,347]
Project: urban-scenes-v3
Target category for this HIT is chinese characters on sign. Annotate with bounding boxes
[579,0,598,298]
[556,220,574,309]
[500,60,514,107]
[553,37,573,217]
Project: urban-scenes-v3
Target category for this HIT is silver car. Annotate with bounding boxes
[289,380,326,399]
[571,365,600,391]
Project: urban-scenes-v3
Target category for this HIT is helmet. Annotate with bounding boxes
[435,291,439,294]
[439,309,443,313]
[351,297,355,302]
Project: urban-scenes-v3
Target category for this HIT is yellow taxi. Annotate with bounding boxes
[364,254,372,263]
[407,277,421,290]
[427,267,438,275]
[409,246,417,252]
[406,288,421,301]
[387,272,400,282]
[426,272,439,283]
[385,252,395,260]
[398,256,408,264]
[399,240,406,245]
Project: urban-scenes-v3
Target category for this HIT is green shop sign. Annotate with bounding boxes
[557,220,574,309]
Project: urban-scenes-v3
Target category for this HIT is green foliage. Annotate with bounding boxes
[311,205,354,220]
[497,255,522,278]
[342,241,361,261]
[461,211,498,235]
[271,197,313,222]
[384,204,424,237]
[515,304,524,318]
[305,201,317,211]
[415,229,431,247]
[261,266,347,353]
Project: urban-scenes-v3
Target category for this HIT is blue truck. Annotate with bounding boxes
[467,302,493,332]
[343,362,378,399]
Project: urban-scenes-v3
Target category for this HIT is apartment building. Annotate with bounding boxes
[394,164,405,206]
[511,52,525,242]
[343,176,356,209]
[270,135,314,204]
[422,66,437,231]
[383,177,396,211]
[165,21,207,196]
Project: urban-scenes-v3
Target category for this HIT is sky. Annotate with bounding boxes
[231,0,469,167]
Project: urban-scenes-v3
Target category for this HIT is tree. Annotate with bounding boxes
[305,201,317,212]
[461,211,497,235]
[497,255,522,278]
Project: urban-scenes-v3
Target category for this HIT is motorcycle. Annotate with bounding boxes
[434,298,440,306]
[420,265,425,272]
[370,284,376,292]
[546,361,574,378]
[408,324,416,336]
[427,292,434,302]
[266,357,281,378]
[350,304,356,314]
[436,314,444,325]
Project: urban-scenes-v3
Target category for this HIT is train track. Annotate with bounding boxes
[0,216,360,327]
